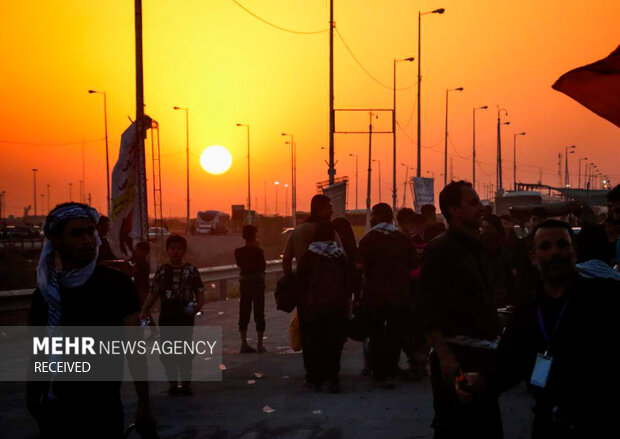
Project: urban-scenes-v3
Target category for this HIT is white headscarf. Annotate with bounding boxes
[370,222,397,235]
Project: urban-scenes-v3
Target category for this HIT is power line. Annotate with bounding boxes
[230,0,328,34]
[335,27,414,91]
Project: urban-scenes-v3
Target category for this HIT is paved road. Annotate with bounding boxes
[0,293,533,439]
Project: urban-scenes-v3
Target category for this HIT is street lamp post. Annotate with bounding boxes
[578,157,588,189]
[69,182,73,201]
[88,89,111,215]
[393,57,415,211]
[401,163,412,208]
[373,159,382,202]
[349,153,358,210]
[444,87,464,186]
[472,105,488,187]
[236,123,252,224]
[282,133,296,226]
[564,145,576,187]
[366,112,378,227]
[496,107,510,193]
[173,106,190,236]
[46,184,51,213]
[513,132,526,190]
[284,184,289,217]
[417,7,445,177]
[32,169,38,216]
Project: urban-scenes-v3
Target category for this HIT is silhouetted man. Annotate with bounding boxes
[28,202,153,438]
[358,203,418,388]
[96,215,117,263]
[458,219,618,438]
[419,181,503,438]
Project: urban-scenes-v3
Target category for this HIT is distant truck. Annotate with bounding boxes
[196,210,230,235]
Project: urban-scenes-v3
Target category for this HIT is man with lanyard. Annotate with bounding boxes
[418,181,503,438]
[457,219,617,437]
[27,202,154,438]
[357,203,418,388]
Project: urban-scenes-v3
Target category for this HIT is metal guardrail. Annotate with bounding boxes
[0,259,283,301]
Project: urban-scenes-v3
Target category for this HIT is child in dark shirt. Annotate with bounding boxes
[141,234,204,395]
[234,225,267,353]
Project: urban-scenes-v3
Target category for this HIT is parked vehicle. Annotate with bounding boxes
[196,210,230,235]
[7,226,37,239]
[147,226,170,241]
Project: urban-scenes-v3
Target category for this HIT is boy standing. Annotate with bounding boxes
[234,225,267,353]
[141,234,205,395]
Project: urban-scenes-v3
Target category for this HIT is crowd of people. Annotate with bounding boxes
[24,181,620,438]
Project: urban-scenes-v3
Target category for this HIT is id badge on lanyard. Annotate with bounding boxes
[529,301,568,388]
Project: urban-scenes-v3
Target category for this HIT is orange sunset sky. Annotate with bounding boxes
[1,0,619,218]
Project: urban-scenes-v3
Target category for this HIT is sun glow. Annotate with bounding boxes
[200,145,232,175]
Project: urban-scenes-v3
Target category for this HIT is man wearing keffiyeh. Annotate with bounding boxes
[27,202,155,439]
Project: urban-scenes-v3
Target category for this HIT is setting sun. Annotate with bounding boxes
[200,145,232,175]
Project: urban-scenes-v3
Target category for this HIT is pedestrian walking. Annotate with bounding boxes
[297,222,352,393]
[235,225,267,353]
[357,203,418,388]
[419,181,503,438]
[140,234,205,396]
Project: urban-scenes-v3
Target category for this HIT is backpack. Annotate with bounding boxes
[274,272,299,313]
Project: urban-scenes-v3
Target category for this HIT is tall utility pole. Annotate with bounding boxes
[263,181,267,215]
[558,153,563,187]
[46,184,51,213]
[282,133,296,226]
[496,107,509,193]
[236,123,252,224]
[32,169,38,216]
[472,105,488,187]
[88,89,110,215]
[444,87,463,186]
[401,163,410,208]
[328,0,335,185]
[349,153,358,210]
[564,145,575,187]
[0,191,5,219]
[578,157,588,189]
[393,57,415,212]
[135,0,148,241]
[174,106,190,235]
[366,112,377,227]
[513,132,526,190]
[417,8,445,177]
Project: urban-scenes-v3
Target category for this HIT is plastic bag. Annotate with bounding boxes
[289,311,302,352]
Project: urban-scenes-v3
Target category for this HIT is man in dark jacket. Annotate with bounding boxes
[458,219,618,438]
[419,181,503,438]
[297,222,352,393]
[357,203,418,388]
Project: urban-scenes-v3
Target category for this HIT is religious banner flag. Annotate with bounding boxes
[111,122,140,255]
[552,45,620,128]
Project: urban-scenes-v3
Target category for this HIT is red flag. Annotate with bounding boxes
[552,45,620,128]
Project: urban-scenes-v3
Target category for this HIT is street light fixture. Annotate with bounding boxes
[349,153,359,210]
[274,181,280,216]
[173,106,190,236]
[281,133,296,226]
[444,87,464,186]
[496,107,510,192]
[472,105,488,188]
[236,123,252,224]
[88,89,111,215]
[417,7,445,177]
[564,145,576,187]
[578,157,588,189]
[393,56,415,211]
[513,132,526,190]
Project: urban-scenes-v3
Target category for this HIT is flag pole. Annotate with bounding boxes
[135,0,148,242]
